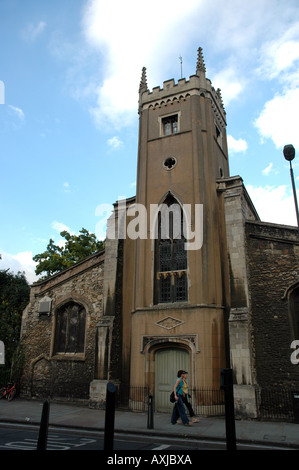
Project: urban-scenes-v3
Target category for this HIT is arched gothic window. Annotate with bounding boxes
[54,302,86,354]
[154,194,188,304]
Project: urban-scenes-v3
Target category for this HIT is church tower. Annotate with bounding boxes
[128,47,230,411]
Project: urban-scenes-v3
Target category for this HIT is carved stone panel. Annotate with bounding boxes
[155,316,184,330]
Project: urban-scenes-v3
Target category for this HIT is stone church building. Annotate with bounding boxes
[20,48,299,419]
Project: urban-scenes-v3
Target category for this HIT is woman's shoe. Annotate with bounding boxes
[192,418,199,423]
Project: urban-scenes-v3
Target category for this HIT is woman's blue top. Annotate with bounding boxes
[175,378,184,396]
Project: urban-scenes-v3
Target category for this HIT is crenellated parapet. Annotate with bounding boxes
[138,47,226,126]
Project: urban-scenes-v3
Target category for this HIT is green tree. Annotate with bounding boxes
[0,270,30,384]
[33,228,104,279]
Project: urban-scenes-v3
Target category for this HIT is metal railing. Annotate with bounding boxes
[189,387,225,416]
[127,386,225,416]
[256,387,296,422]
[128,386,150,412]
[128,385,299,422]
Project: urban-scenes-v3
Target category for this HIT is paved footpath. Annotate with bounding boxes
[1,398,299,449]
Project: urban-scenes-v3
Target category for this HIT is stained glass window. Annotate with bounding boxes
[54,302,86,354]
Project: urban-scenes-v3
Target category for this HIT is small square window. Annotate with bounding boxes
[162,115,178,136]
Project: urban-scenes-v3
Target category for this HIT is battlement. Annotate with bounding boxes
[138,47,226,120]
[144,74,207,100]
[140,72,226,123]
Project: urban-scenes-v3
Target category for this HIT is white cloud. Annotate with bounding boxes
[246,184,299,226]
[257,22,299,82]
[107,136,123,149]
[254,20,299,150]
[254,87,299,149]
[51,221,77,248]
[274,40,299,78]
[81,0,200,128]
[227,135,248,154]
[62,0,298,140]
[76,0,299,132]
[0,251,38,284]
[8,105,25,120]
[51,221,71,233]
[63,182,71,193]
[23,21,46,42]
[212,68,244,105]
[262,163,273,176]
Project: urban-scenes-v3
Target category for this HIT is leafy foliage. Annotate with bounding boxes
[33,228,105,279]
[0,270,30,384]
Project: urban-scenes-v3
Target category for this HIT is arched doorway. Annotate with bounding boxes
[154,348,189,412]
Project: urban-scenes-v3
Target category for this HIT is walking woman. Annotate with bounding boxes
[181,372,199,423]
[171,370,192,426]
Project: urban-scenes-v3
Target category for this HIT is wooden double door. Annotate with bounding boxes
[154,348,189,412]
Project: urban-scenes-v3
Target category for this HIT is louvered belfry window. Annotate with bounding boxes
[154,195,188,304]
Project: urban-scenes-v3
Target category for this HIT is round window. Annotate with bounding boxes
[163,156,177,170]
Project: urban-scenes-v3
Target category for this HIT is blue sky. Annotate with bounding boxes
[1,0,299,283]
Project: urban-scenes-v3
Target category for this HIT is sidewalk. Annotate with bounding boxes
[1,398,299,449]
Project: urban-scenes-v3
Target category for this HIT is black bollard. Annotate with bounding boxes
[37,398,50,451]
[221,368,236,451]
[104,382,116,451]
[147,394,154,429]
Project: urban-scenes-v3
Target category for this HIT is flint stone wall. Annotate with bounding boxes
[20,251,104,400]
[246,221,299,388]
